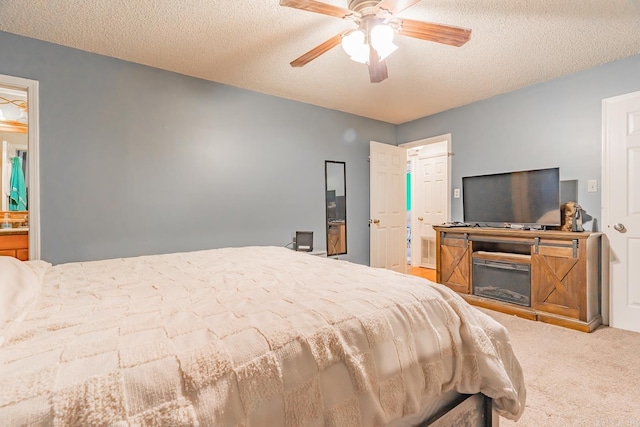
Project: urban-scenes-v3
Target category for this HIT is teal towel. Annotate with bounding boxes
[9,156,27,211]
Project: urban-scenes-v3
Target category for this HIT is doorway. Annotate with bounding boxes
[400,134,451,273]
[0,74,40,260]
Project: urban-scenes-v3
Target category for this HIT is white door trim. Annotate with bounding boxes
[601,89,640,329]
[0,74,40,260]
[399,133,452,150]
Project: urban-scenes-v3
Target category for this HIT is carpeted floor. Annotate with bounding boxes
[479,308,640,426]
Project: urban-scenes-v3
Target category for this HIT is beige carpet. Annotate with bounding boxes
[479,308,640,426]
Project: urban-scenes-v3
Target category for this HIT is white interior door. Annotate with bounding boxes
[603,90,640,333]
[370,141,406,273]
[413,151,448,268]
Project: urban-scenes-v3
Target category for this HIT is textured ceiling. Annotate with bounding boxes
[1,0,640,124]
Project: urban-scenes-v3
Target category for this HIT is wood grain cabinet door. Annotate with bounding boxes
[531,243,586,320]
[0,234,28,261]
[440,235,471,294]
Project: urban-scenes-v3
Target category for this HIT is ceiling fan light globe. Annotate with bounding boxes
[370,24,395,50]
[350,44,370,63]
[341,30,365,57]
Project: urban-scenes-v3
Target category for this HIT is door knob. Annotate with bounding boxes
[418,217,424,221]
[613,223,626,232]
[372,219,380,224]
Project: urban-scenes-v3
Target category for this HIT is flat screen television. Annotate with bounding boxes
[462,167,561,227]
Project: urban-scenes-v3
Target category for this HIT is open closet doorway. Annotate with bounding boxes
[400,134,451,272]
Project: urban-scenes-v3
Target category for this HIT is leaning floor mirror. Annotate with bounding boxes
[325,161,346,256]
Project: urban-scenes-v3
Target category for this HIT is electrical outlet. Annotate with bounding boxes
[454,188,460,198]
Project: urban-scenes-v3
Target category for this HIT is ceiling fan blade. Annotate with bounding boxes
[397,18,471,47]
[374,0,422,15]
[290,31,349,67]
[280,0,360,19]
[368,46,388,83]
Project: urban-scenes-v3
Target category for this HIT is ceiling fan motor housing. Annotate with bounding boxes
[348,0,383,15]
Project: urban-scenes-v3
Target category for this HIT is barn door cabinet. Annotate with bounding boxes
[437,232,471,294]
[434,226,602,332]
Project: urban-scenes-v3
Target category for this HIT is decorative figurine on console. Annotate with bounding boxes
[561,201,584,232]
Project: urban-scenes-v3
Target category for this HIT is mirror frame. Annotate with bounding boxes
[324,160,347,256]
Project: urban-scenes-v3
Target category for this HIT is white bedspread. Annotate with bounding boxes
[0,246,525,425]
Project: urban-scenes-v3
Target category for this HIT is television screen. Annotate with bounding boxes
[326,190,337,220]
[462,167,561,226]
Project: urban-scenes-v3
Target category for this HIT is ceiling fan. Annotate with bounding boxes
[280,0,471,83]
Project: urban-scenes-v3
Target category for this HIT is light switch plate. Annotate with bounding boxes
[587,180,598,193]
[454,188,460,198]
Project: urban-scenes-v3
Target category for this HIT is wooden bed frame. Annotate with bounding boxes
[421,394,498,427]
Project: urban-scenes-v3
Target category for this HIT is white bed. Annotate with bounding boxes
[0,246,525,426]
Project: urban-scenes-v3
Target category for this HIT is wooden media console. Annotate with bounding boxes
[433,226,602,332]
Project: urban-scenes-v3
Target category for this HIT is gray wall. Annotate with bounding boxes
[4,28,639,264]
[0,31,395,265]
[397,54,640,231]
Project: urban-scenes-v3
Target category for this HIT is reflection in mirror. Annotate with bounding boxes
[325,161,346,256]
[0,86,29,213]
